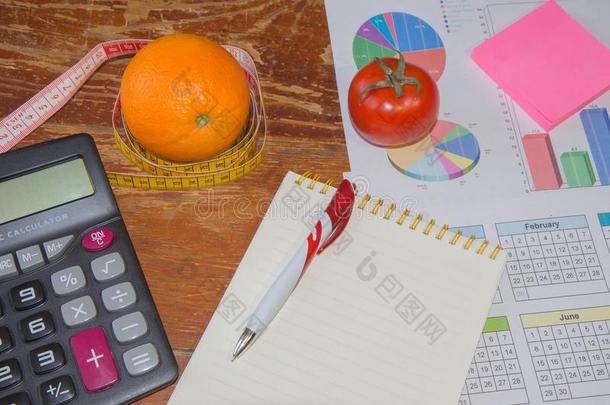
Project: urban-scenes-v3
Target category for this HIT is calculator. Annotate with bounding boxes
[0,134,178,404]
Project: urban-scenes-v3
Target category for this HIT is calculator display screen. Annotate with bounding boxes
[0,158,94,224]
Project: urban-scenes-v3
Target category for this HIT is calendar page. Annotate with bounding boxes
[452,211,610,404]
[325,0,610,403]
[459,207,610,405]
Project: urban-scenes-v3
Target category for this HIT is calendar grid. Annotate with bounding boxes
[459,317,529,405]
[496,215,608,301]
[522,306,610,402]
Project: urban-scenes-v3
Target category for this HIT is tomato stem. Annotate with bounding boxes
[359,50,422,102]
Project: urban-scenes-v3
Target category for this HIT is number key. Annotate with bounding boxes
[11,280,45,311]
[31,343,65,375]
[0,359,22,390]
[21,311,55,342]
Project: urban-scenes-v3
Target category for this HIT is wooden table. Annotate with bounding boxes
[0,1,348,403]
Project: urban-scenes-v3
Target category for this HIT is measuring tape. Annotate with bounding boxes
[0,39,266,190]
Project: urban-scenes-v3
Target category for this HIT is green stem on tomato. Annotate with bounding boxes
[359,50,422,103]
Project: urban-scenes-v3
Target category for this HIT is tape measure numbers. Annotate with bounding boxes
[0,40,266,190]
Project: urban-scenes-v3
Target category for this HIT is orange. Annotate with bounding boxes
[120,33,250,162]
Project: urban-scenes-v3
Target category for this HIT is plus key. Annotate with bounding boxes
[70,327,119,391]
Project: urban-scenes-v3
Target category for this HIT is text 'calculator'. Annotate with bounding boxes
[0,134,178,404]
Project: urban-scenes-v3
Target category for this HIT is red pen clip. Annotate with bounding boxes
[317,179,356,254]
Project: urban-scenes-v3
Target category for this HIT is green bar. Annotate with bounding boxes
[561,151,596,187]
[483,316,510,333]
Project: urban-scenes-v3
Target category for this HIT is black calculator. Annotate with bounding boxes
[0,134,177,404]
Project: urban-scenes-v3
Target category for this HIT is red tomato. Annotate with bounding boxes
[348,54,439,147]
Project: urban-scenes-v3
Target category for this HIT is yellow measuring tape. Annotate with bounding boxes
[0,39,266,190]
[108,84,266,190]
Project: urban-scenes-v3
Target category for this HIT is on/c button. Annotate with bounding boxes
[82,227,114,252]
[70,327,119,392]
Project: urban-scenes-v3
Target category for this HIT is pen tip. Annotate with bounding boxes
[232,328,257,362]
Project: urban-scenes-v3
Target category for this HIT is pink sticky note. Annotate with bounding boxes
[471,0,610,131]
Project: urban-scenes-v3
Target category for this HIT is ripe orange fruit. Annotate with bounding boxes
[120,33,250,162]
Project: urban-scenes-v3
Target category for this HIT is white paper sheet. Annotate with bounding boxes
[168,172,505,404]
[325,0,610,403]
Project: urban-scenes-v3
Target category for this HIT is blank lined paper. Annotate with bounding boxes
[169,172,505,405]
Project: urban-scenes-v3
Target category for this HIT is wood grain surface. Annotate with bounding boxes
[0,1,349,403]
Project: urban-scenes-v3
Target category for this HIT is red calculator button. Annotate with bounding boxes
[70,327,119,392]
[82,227,114,252]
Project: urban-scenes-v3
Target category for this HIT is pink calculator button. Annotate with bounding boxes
[70,327,119,392]
[82,227,114,252]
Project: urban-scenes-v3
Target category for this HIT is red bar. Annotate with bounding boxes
[522,133,562,190]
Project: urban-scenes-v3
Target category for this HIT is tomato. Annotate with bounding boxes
[347,52,439,147]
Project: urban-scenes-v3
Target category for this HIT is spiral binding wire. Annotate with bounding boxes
[294,172,503,260]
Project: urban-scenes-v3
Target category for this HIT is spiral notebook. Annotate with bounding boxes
[169,171,506,405]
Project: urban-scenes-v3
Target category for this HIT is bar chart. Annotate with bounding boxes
[582,108,610,185]
[522,108,610,191]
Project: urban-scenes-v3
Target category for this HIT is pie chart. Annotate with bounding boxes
[388,121,480,181]
[353,12,446,81]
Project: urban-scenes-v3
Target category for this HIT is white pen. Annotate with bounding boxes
[232,179,356,360]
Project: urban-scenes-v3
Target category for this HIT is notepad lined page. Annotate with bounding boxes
[169,171,505,405]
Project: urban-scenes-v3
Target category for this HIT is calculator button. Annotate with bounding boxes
[31,343,65,374]
[112,312,148,343]
[101,282,136,312]
[0,254,18,279]
[21,312,55,342]
[11,280,45,311]
[51,266,86,296]
[91,252,125,282]
[60,296,96,327]
[82,227,114,252]
[0,392,30,405]
[123,343,160,376]
[16,245,44,272]
[0,359,22,390]
[70,327,118,392]
[43,235,74,261]
[0,327,13,354]
[40,375,75,405]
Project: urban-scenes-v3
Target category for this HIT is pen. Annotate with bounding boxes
[232,179,356,361]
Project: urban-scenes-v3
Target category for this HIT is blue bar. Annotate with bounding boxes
[599,212,610,227]
[496,215,588,236]
[581,108,610,185]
